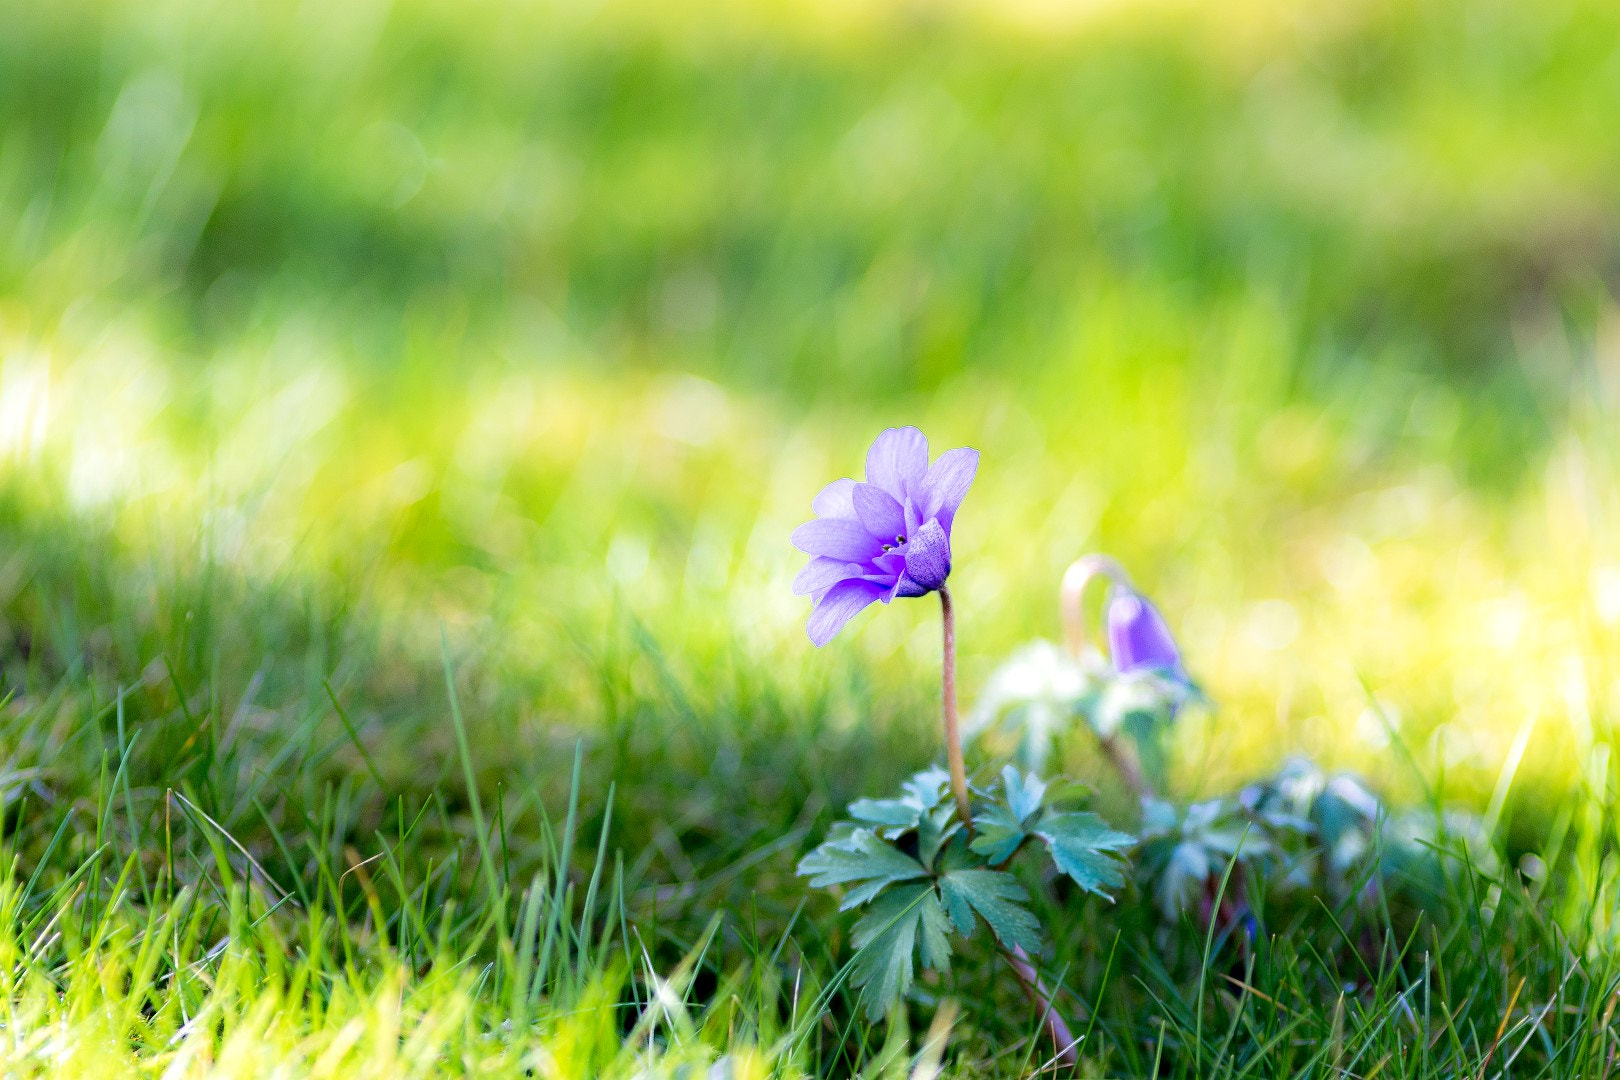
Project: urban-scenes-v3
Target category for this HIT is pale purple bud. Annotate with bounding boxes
[1106,587,1182,674]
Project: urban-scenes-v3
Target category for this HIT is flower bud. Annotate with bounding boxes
[1105,587,1182,674]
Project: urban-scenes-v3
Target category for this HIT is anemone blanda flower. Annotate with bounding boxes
[792,427,978,646]
[1105,587,1182,675]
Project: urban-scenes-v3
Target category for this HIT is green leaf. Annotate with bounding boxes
[1002,766,1047,822]
[1040,812,1135,852]
[915,887,954,973]
[847,797,924,829]
[847,767,953,834]
[1037,811,1135,899]
[938,868,1042,953]
[797,829,928,910]
[915,801,962,872]
[969,802,1027,866]
[848,883,952,1020]
[903,766,952,810]
[1048,838,1128,895]
[969,767,1050,865]
[1136,799,1267,918]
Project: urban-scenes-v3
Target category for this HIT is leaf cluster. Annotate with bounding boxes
[966,640,1201,781]
[797,766,1133,1019]
[1136,758,1501,927]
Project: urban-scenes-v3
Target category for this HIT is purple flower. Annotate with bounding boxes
[792,427,978,646]
[1105,587,1182,674]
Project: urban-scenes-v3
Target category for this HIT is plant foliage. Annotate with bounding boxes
[798,766,1133,1019]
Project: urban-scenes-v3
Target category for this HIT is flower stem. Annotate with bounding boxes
[1059,553,1155,802]
[943,584,1082,1065]
[1058,553,1130,656]
[1097,734,1153,802]
[1003,945,1082,1068]
[938,584,972,826]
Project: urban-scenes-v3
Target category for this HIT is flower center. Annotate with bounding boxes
[880,534,907,553]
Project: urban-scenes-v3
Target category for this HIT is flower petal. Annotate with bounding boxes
[1106,589,1182,673]
[794,556,862,596]
[903,497,923,538]
[851,484,906,543]
[901,518,951,593]
[871,551,907,576]
[864,427,929,502]
[894,575,931,598]
[811,477,858,519]
[863,552,907,603]
[807,579,885,646]
[790,518,883,561]
[916,447,979,532]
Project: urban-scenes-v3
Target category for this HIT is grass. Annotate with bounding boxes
[3,0,1620,1073]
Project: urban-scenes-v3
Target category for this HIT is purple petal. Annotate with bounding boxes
[807,579,885,646]
[871,551,907,576]
[916,447,978,533]
[864,427,929,502]
[863,552,907,604]
[794,556,862,596]
[903,497,923,538]
[851,484,906,543]
[812,478,858,519]
[894,575,931,598]
[901,519,951,593]
[1107,589,1182,673]
[791,518,883,561]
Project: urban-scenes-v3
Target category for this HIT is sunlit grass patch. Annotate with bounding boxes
[4,0,1620,1072]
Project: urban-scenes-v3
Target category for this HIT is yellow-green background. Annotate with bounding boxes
[4,0,1620,818]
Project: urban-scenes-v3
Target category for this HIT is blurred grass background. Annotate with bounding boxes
[3,0,1620,836]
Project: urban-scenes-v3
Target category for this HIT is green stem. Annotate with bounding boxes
[938,585,972,826]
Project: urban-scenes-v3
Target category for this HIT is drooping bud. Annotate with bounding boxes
[1105,587,1182,674]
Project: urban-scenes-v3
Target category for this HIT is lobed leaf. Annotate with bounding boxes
[968,766,1052,865]
[848,883,952,1020]
[902,766,952,810]
[915,801,962,871]
[847,767,954,835]
[796,829,928,910]
[969,803,1027,866]
[938,868,1042,953]
[1001,766,1048,822]
[1036,811,1135,899]
[847,797,924,829]
[1039,812,1135,852]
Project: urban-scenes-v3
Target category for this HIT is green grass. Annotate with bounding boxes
[3,0,1620,1072]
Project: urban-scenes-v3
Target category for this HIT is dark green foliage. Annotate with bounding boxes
[797,828,929,911]
[935,863,1041,955]
[799,766,1133,1020]
[1037,812,1135,898]
[847,884,953,1018]
[970,766,1134,899]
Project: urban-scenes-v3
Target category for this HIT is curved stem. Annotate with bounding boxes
[1058,553,1131,657]
[1004,945,1082,1068]
[938,584,972,826]
[1098,734,1152,803]
[1058,554,1154,803]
